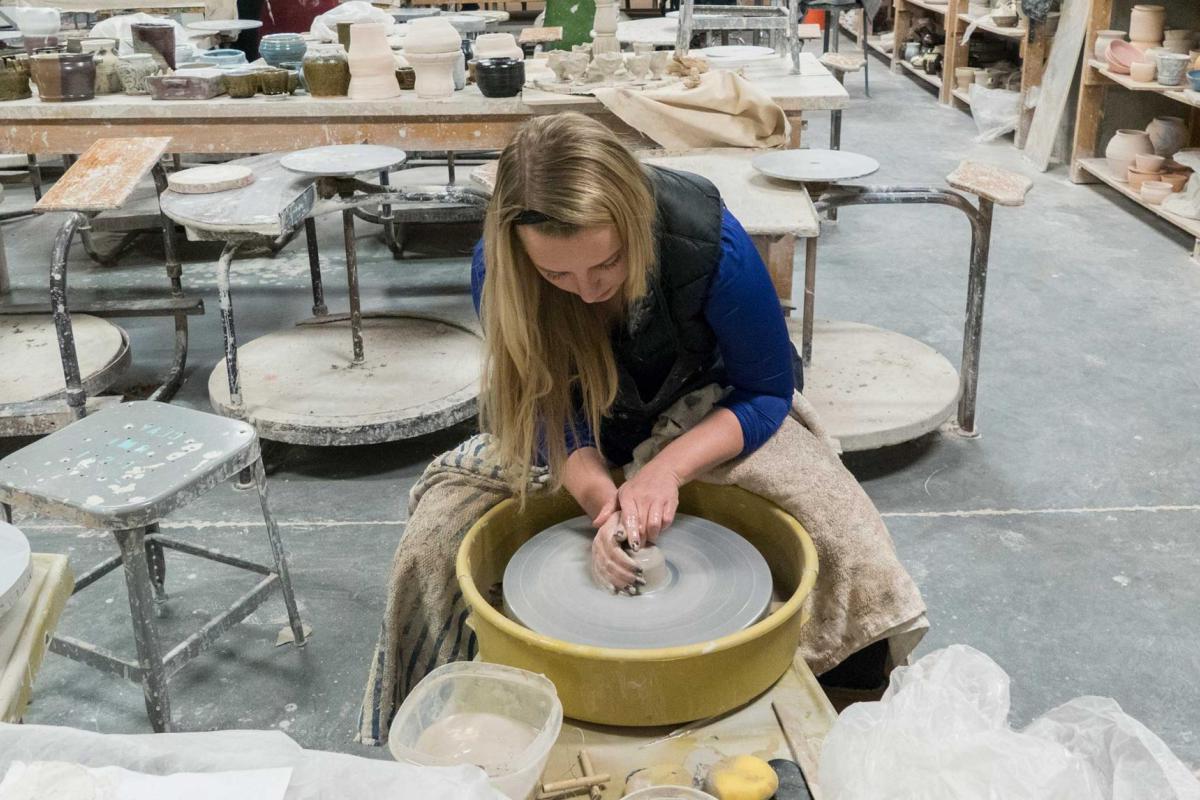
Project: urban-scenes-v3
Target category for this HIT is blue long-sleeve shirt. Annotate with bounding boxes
[471,208,794,457]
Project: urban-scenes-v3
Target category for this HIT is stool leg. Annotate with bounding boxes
[956,198,993,436]
[861,5,870,96]
[830,109,843,150]
[146,523,169,615]
[252,456,306,647]
[1,502,11,524]
[50,212,90,420]
[216,241,244,407]
[304,217,328,317]
[114,526,173,732]
[27,155,42,202]
[341,210,365,364]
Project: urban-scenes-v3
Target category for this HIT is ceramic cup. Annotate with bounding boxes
[475,56,524,97]
[223,68,259,98]
[1188,68,1200,91]
[258,66,291,95]
[1157,51,1190,85]
[1130,60,1156,82]
[1135,152,1166,172]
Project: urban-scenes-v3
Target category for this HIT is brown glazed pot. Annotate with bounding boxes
[222,69,259,98]
[303,48,350,97]
[31,53,96,102]
[258,66,291,95]
[395,66,415,90]
[0,58,32,100]
[131,22,176,70]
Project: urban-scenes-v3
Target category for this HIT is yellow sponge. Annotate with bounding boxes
[703,755,779,800]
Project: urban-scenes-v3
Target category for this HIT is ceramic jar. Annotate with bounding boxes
[473,33,523,61]
[303,46,351,97]
[1129,5,1165,47]
[31,52,95,102]
[1106,129,1155,179]
[117,53,159,95]
[475,57,524,97]
[348,23,400,99]
[260,33,307,67]
[1094,30,1127,60]
[1146,116,1187,156]
[1156,52,1190,85]
[0,57,31,101]
[404,19,461,99]
[131,22,176,71]
[83,39,122,95]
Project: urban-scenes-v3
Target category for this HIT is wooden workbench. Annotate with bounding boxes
[0,55,848,156]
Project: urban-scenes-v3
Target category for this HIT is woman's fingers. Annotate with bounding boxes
[645,500,664,543]
[592,520,639,591]
[621,498,643,551]
[662,497,678,534]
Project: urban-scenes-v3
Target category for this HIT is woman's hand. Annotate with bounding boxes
[616,463,681,550]
[590,513,640,593]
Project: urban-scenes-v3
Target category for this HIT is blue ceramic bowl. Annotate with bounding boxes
[260,33,307,68]
[1188,69,1200,92]
[197,48,247,68]
[475,57,524,98]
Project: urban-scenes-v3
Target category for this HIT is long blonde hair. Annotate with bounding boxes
[479,113,657,497]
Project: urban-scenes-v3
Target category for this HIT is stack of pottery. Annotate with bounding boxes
[303,45,351,97]
[403,18,461,99]
[1128,5,1164,51]
[131,21,176,71]
[1162,29,1193,55]
[117,53,160,95]
[260,33,307,68]
[1103,39,1142,75]
[1127,152,1166,191]
[1105,129,1155,179]
[83,38,122,95]
[30,52,95,102]
[1146,115,1187,157]
[348,22,401,99]
[1093,30,1127,60]
[0,57,31,101]
[472,33,522,62]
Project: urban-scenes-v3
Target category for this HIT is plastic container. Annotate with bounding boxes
[389,662,562,800]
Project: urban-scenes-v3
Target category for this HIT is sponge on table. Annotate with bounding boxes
[703,755,779,800]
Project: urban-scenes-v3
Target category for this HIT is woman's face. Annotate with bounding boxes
[517,224,628,305]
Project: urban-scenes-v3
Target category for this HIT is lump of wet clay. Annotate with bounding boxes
[631,545,669,592]
[703,755,779,800]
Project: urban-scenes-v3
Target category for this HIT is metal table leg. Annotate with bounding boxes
[114,526,173,733]
[252,456,306,647]
[342,209,365,364]
[305,217,328,316]
[216,241,245,407]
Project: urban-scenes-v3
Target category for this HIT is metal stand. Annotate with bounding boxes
[676,0,803,74]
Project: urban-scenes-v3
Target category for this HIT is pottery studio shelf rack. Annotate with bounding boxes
[1071,0,1200,264]
[859,0,1051,147]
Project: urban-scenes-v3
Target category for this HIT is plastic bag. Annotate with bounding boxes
[820,645,1200,800]
[0,723,503,800]
[310,1,395,42]
[967,84,1021,142]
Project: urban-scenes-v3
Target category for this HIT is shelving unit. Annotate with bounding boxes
[1070,0,1200,263]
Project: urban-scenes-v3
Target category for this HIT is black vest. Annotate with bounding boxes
[598,166,803,465]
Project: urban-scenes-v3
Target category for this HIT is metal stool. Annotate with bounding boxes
[805,0,870,96]
[0,401,307,732]
[819,52,866,150]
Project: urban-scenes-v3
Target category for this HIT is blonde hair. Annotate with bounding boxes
[479,113,657,498]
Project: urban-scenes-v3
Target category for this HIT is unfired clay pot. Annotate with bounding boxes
[348,22,400,100]
[1094,30,1127,60]
[1146,116,1187,156]
[473,33,523,61]
[1105,129,1155,179]
[1129,5,1165,46]
[84,39,122,95]
[404,18,461,99]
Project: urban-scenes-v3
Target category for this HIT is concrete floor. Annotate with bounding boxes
[2,52,1199,769]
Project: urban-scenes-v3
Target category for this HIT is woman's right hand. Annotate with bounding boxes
[590,513,641,593]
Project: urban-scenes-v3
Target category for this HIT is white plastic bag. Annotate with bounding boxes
[820,645,1200,800]
[311,1,396,42]
[967,84,1021,142]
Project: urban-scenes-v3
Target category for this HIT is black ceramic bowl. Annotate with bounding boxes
[475,57,525,98]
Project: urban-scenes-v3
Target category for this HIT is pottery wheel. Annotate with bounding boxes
[0,314,129,405]
[752,150,880,183]
[280,145,408,178]
[503,514,773,649]
[0,522,32,618]
[167,165,255,195]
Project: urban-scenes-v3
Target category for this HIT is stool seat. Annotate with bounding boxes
[0,401,256,530]
[946,160,1032,207]
[820,52,866,72]
[35,137,172,214]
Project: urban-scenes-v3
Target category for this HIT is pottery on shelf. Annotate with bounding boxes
[303,46,350,97]
[0,57,31,101]
[260,33,307,67]
[1135,152,1166,172]
[197,49,247,68]
[473,32,522,61]
[1130,59,1156,82]
[348,22,401,100]
[1146,116,1187,157]
[31,52,95,102]
[1156,52,1190,85]
[1160,171,1189,191]
[222,68,259,98]
[82,39,122,95]
[1140,180,1173,205]
[116,53,160,95]
[1093,30,1127,60]
[955,66,973,91]
[404,18,462,99]
[1129,5,1165,46]
[1127,166,1162,191]
[1188,68,1200,91]
[1105,129,1155,179]
[131,22,176,71]
[279,61,305,93]
[475,57,524,97]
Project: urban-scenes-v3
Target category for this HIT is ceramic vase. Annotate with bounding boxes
[1129,5,1165,46]
[1156,52,1190,85]
[404,19,461,99]
[31,52,95,102]
[1094,30,1127,60]
[1146,116,1187,157]
[131,22,176,71]
[83,39,122,95]
[1105,129,1155,179]
[348,23,401,100]
[260,33,307,67]
[0,57,31,101]
[117,53,159,95]
[303,46,351,97]
[475,57,524,97]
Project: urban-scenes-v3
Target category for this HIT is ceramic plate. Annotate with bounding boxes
[280,144,409,178]
[503,514,774,649]
[187,19,263,33]
[0,522,32,618]
[696,45,776,60]
[752,149,880,183]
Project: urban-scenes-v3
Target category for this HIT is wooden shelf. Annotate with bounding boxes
[904,0,949,15]
[957,12,1025,40]
[838,18,894,59]
[899,58,943,89]
[952,87,971,105]
[1088,60,1200,109]
[1077,157,1200,241]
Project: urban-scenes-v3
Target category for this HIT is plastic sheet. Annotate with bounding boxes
[310,1,396,42]
[967,84,1021,142]
[820,645,1200,800]
[0,723,503,800]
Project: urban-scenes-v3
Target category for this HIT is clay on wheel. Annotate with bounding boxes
[631,545,669,593]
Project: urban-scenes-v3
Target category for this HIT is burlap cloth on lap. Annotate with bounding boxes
[358,388,927,745]
[592,70,791,150]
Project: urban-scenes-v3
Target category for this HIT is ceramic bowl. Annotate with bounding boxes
[991,13,1018,27]
[260,33,307,67]
[222,68,259,98]
[1140,180,1173,205]
[198,48,247,68]
[1128,167,1163,191]
[257,66,291,95]
[1160,171,1189,191]
[475,56,524,97]
[1188,68,1200,91]
[1105,39,1143,74]
[1135,152,1166,172]
[1130,60,1156,82]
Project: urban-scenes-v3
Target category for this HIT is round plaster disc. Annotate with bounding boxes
[0,522,32,618]
[187,19,263,33]
[0,314,129,405]
[696,45,776,61]
[167,165,255,195]
[752,149,880,183]
[503,514,773,649]
[280,145,408,178]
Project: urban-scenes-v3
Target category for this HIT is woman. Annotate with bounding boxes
[359,113,926,744]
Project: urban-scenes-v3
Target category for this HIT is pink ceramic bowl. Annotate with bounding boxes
[1140,180,1173,205]
[1105,39,1145,74]
[1135,153,1166,172]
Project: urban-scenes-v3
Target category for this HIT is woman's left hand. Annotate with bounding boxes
[616,463,681,549]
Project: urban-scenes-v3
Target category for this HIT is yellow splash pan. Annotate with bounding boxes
[457,482,819,727]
